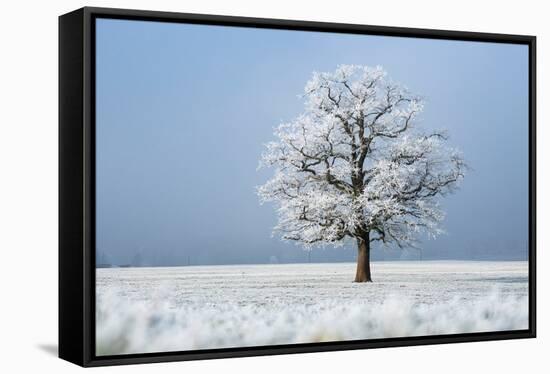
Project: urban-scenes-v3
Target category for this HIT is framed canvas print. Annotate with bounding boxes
[59,7,536,367]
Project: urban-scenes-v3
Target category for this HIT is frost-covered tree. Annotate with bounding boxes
[258,65,466,282]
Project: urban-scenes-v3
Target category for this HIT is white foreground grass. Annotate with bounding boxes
[96,261,528,355]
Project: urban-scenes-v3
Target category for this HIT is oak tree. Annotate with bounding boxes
[258,65,465,282]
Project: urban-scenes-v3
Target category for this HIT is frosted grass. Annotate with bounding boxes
[96,261,528,355]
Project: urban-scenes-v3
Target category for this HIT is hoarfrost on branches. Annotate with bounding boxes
[258,65,466,251]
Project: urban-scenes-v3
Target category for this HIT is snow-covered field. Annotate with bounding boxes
[96,261,528,355]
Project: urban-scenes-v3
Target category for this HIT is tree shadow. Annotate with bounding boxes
[37,344,58,357]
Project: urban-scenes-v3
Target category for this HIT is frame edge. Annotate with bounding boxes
[59,7,86,367]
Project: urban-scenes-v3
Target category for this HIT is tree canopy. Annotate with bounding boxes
[258,65,465,251]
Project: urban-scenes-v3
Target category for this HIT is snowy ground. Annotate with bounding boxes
[96,261,528,355]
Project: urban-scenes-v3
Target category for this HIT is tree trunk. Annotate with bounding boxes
[354,233,372,282]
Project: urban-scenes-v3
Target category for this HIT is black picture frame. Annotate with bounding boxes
[59,6,537,367]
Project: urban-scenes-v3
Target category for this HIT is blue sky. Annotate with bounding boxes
[95,18,529,265]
